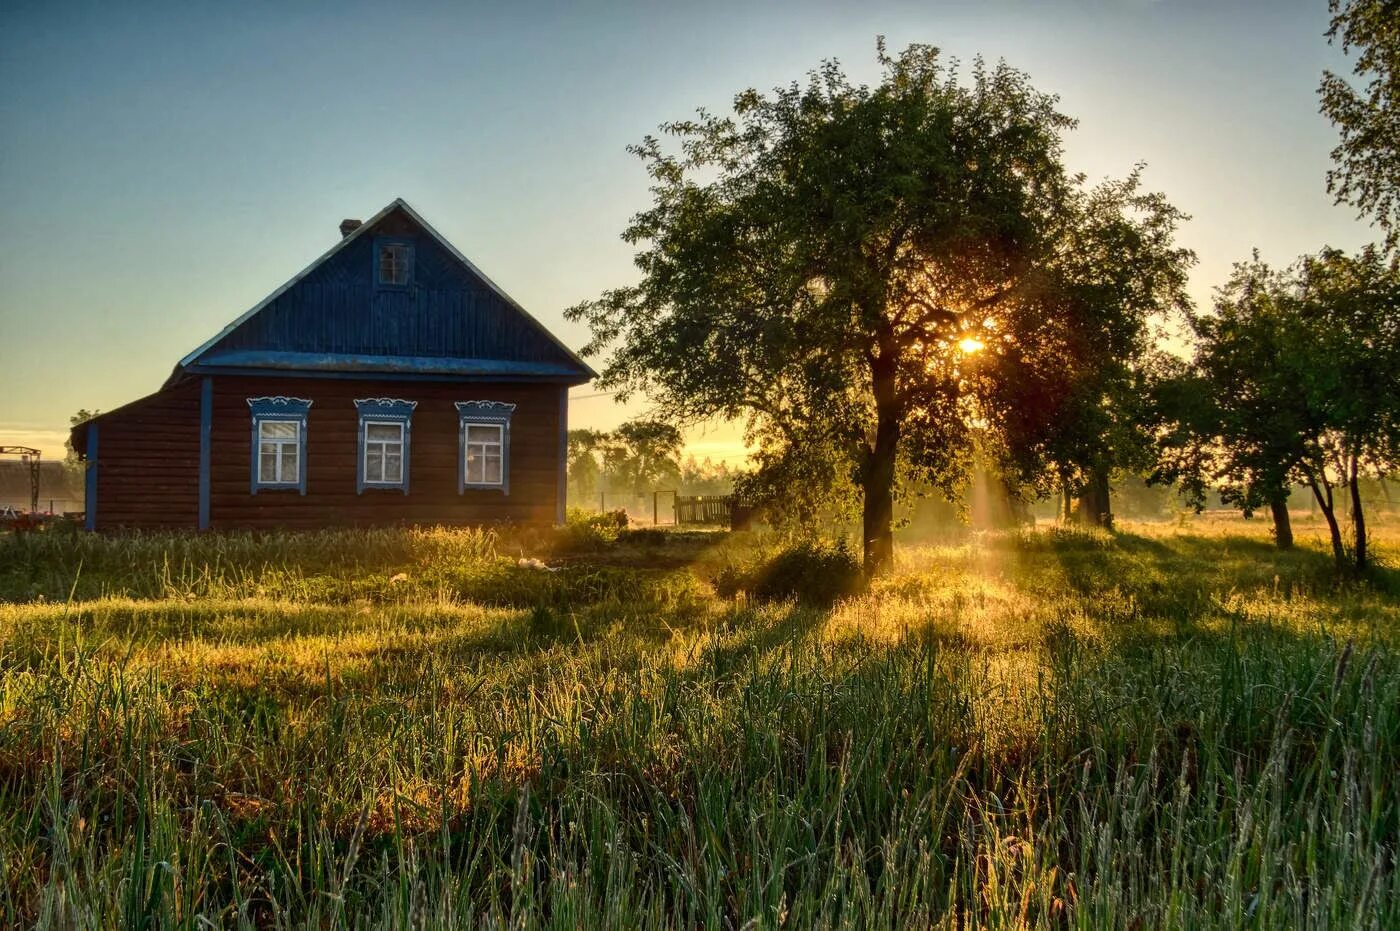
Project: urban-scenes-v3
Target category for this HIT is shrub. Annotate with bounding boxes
[715,538,864,606]
[555,508,630,552]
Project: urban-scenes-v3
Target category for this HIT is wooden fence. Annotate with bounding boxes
[675,494,734,526]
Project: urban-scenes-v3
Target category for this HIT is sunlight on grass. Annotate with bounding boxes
[0,516,1396,927]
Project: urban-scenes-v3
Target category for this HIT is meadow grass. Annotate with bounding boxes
[0,516,1396,928]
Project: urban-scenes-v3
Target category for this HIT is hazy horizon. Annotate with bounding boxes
[0,0,1380,462]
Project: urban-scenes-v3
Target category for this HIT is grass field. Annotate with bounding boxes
[1,515,1397,928]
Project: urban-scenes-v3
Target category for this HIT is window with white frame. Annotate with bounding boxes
[247,397,312,494]
[456,400,515,494]
[464,423,503,485]
[258,420,301,484]
[355,398,415,494]
[363,421,404,485]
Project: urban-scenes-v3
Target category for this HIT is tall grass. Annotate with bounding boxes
[0,520,1396,928]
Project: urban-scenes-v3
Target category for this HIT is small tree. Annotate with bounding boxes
[1160,247,1399,571]
[1148,264,1305,549]
[1319,0,1400,249]
[609,420,683,499]
[566,428,608,504]
[1293,246,1400,570]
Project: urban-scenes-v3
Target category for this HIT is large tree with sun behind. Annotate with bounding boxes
[568,41,1193,573]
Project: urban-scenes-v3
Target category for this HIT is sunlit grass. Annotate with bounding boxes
[0,515,1395,927]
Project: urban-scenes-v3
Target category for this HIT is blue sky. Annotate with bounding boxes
[0,0,1378,461]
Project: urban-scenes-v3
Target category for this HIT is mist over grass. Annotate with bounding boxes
[0,517,1396,928]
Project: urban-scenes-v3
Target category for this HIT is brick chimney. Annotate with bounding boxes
[339,218,362,238]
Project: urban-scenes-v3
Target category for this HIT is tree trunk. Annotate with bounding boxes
[862,367,900,577]
[1061,485,1073,523]
[1004,477,1033,527]
[1306,473,1346,571]
[1075,467,1113,530]
[1348,453,1367,573]
[1269,493,1293,549]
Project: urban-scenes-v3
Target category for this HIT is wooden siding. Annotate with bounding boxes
[91,380,202,530]
[202,209,581,368]
[207,376,562,530]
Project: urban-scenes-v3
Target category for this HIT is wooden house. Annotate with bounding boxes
[69,198,593,531]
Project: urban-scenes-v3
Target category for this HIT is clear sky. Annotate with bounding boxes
[0,0,1379,462]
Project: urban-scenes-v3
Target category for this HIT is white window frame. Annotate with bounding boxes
[354,398,415,494]
[463,421,505,486]
[247,396,312,494]
[362,420,405,486]
[456,400,515,495]
[257,419,302,485]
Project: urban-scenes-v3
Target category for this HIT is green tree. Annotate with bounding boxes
[608,420,683,498]
[568,42,1189,572]
[1158,247,1399,571]
[1319,0,1400,248]
[566,428,608,505]
[1294,245,1400,570]
[990,171,1193,529]
[679,456,735,496]
[1149,257,1308,549]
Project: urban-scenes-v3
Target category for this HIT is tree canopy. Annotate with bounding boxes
[569,41,1192,572]
[1151,245,1400,571]
[1320,0,1400,248]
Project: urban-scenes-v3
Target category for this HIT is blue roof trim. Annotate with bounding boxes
[193,350,589,379]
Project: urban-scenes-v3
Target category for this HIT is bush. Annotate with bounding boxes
[555,508,630,552]
[715,538,864,606]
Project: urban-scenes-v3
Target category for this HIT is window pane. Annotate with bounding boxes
[281,445,298,481]
[465,450,482,484]
[484,457,501,484]
[366,422,402,442]
[379,245,408,284]
[467,424,500,445]
[261,420,298,440]
[260,445,278,482]
[366,446,383,482]
[384,452,402,484]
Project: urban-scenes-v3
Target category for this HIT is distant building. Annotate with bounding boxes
[0,460,84,515]
[70,199,593,531]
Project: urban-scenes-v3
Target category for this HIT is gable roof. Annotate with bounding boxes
[169,198,594,385]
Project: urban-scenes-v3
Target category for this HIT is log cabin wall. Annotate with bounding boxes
[207,376,564,530]
[89,380,202,531]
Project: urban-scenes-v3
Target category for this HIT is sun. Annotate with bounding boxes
[958,336,986,354]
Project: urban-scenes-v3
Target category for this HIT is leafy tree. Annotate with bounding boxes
[1319,0,1400,248]
[990,170,1193,529]
[1156,247,1399,571]
[568,42,1189,572]
[567,421,684,507]
[608,420,683,498]
[566,428,608,504]
[678,456,736,496]
[1293,245,1400,570]
[1149,257,1308,549]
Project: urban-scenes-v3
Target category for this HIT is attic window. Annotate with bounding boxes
[376,241,412,287]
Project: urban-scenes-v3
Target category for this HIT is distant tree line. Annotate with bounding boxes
[566,419,735,508]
